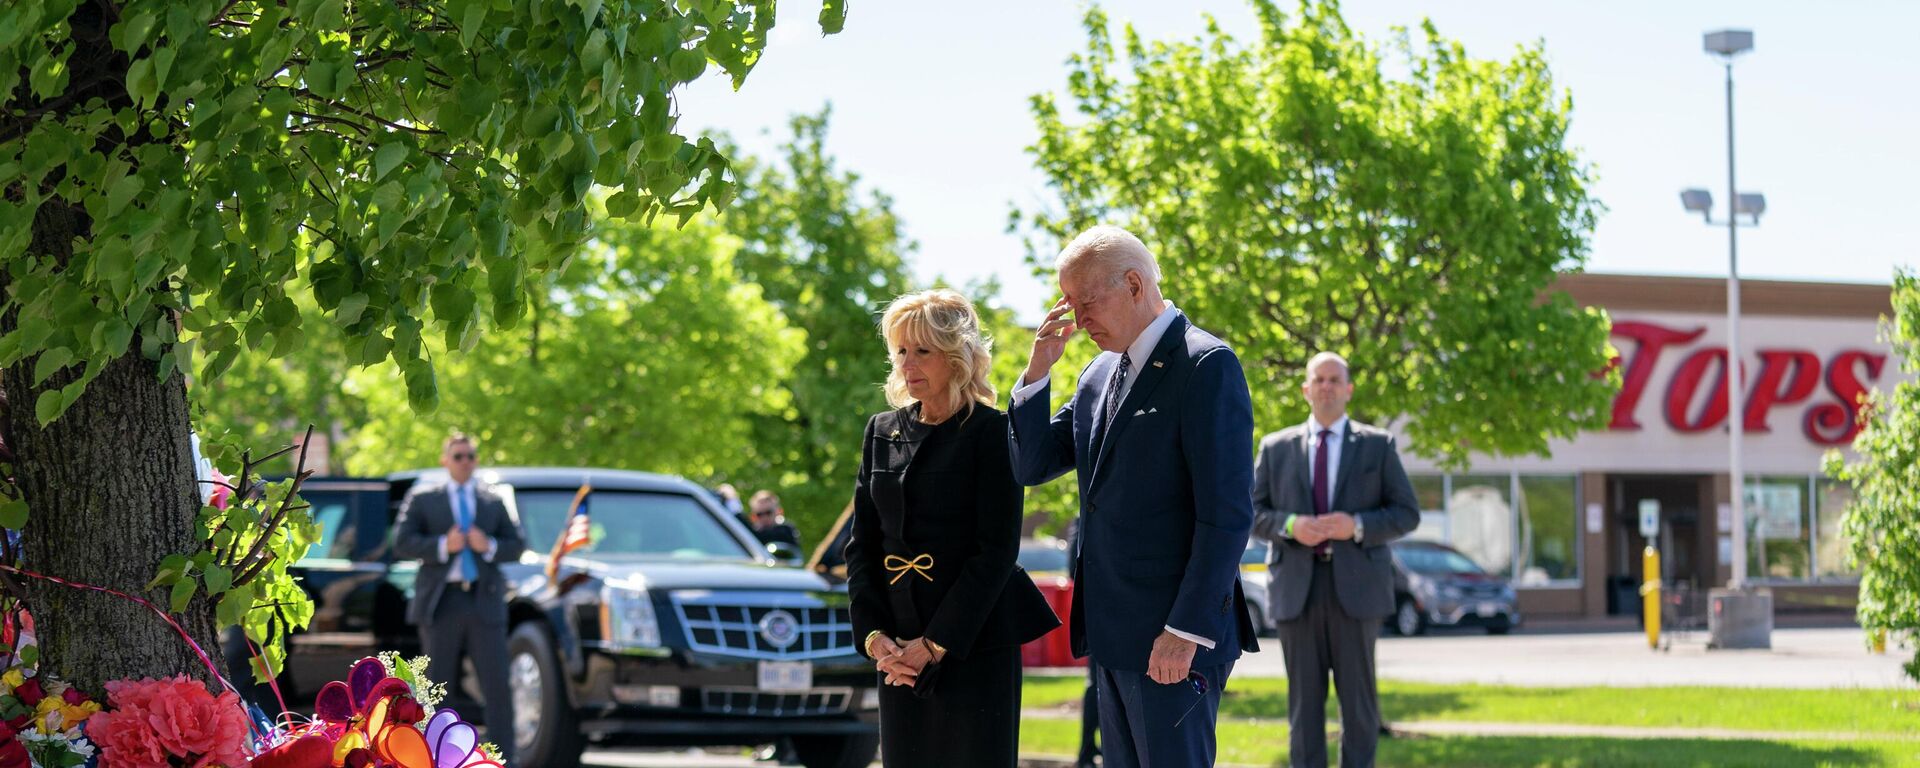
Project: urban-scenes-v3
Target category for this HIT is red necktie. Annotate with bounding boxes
[1313,429,1331,555]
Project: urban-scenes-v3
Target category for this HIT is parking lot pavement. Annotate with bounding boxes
[1229,626,1912,688]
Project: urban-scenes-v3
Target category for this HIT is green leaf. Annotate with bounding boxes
[124,58,156,107]
[203,563,233,595]
[0,501,27,530]
[169,576,196,613]
[106,173,144,218]
[31,347,72,386]
[819,0,848,35]
[34,389,67,426]
[373,143,407,182]
[147,553,191,590]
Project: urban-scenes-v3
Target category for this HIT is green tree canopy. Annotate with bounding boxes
[340,213,802,485]
[1,0,835,690]
[1012,0,1617,465]
[720,109,912,539]
[1825,271,1920,682]
[197,110,911,551]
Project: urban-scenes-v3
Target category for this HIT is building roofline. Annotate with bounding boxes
[1550,272,1892,319]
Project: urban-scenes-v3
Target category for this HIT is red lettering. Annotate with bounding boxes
[1804,350,1889,445]
[1609,322,1706,430]
[1743,350,1821,433]
[1664,347,1728,433]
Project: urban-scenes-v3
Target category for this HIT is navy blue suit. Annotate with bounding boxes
[1009,311,1259,767]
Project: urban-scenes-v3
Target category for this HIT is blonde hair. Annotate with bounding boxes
[879,289,996,415]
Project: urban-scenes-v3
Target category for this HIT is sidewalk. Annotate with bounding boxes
[1225,626,1912,688]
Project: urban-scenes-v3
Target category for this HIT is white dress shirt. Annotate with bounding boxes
[1298,415,1362,542]
[437,479,498,583]
[1012,303,1219,648]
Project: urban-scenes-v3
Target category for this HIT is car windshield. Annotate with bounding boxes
[1019,543,1070,573]
[1398,546,1486,576]
[514,489,753,560]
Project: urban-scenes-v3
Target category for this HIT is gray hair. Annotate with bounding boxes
[1055,225,1160,293]
[1305,351,1351,381]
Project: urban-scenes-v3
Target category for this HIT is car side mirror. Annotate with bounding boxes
[766,541,802,563]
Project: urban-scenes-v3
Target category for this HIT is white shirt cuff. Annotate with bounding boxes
[1011,373,1051,408]
[480,537,497,562]
[1165,625,1216,650]
[437,537,449,563]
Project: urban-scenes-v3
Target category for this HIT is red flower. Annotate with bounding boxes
[0,722,28,768]
[91,676,249,768]
[11,679,41,707]
[60,687,89,706]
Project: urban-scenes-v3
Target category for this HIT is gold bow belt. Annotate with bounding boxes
[884,554,935,585]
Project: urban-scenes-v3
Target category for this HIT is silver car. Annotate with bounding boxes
[1239,540,1275,636]
[1389,540,1521,636]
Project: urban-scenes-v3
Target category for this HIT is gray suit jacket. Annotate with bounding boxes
[392,480,529,626]
[1251,420,1419,622]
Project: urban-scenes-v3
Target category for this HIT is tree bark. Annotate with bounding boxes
[1,199,222,695]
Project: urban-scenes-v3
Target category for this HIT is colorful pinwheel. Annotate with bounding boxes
[375,710,504,768]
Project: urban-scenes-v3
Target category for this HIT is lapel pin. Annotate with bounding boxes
[1152,361,1164,368]
[1148,407,1159,414]
[890,429,901,438]
[1134,409,1146,416]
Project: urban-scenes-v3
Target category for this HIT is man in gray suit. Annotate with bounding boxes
[393,433,528,760]
[1252,353,1419,768]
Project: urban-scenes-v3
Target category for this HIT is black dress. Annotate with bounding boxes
[847,403,1061,767]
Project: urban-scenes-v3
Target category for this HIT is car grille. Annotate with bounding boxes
[671,591,855,660]
[699,686,852,717]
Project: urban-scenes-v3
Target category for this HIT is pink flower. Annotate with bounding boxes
[92,676,249,768]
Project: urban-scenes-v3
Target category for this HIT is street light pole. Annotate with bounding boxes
[1684,28,1771,649]
[1722,57,1746,589]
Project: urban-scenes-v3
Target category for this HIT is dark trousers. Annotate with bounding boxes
[1094,660,1232,768]
[1277,559,1382,768]
[878,644,1022,767]
[422,584,515,763]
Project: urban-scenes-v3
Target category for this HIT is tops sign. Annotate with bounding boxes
[1609,320,1887,446]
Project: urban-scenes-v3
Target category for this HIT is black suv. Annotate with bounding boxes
[227,468,879,768]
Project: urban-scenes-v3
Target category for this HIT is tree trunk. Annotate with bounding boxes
[0,199,222,694]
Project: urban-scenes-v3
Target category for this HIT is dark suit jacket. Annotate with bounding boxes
[1251,420,1420,622]
[846,405,1059,661]
[392,479,529,626]
[1008,311,1259,671]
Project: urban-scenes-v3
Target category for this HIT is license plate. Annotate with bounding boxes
[758,661,812,692]
[1476,603,1498,618]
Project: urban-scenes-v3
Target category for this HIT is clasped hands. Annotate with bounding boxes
[444,525,490,553]
[869,635,945,686]
[1291,512,1357,548]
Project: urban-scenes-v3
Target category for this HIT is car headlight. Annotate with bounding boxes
[600,585,662,650]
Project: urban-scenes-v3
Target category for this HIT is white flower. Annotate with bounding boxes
[191,432,216,506]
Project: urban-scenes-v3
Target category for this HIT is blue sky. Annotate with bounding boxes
[681,1,1920,322]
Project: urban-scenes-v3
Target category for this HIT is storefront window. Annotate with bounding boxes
[1447,474,1514,576]
[1816,480,1858,579]
[1517,475,1579,585]
[1409,474,1447,543]
[1746,476,1811,580]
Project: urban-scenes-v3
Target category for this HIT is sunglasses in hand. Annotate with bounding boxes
[1173,671,1210,728]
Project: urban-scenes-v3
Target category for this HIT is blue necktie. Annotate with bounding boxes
[454,486,479,582]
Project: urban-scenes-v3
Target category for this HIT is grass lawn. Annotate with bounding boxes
[1019,718,1920,767]
[1021,675,1920,736]
[1019,675,1920,766]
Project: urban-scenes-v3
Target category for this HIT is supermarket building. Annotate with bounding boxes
[1396,273,1897,620]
